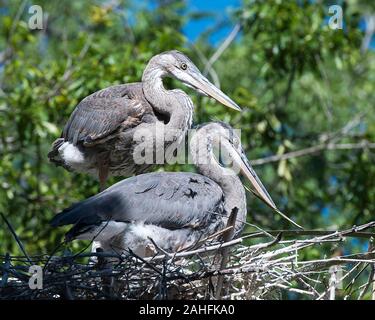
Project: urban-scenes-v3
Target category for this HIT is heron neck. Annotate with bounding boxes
[142,64,194,141]
[191,138,247,235]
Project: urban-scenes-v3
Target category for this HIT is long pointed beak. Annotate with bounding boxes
[223,141,304,229]
[186,71,241,111]
[238,149,278,211]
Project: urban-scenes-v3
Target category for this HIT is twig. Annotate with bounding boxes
[0,212,32,264]
[203,23,241,76]
[244,185,303,229]
[215,208,238,299]
[251,140,375,166]
[242,229,375,239]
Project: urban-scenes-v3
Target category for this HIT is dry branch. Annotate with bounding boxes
[1,220,375,300]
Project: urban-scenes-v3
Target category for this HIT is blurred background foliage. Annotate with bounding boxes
[0,0,374,293]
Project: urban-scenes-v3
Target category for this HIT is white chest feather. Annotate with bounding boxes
[59,142,85,164]
[58,142,98,174]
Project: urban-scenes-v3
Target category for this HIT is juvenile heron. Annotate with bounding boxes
[51,122,278,256]
[48,51,241,190]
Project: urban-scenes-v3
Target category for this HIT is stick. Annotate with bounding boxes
[215,208,238,299]
[0,212,32,264]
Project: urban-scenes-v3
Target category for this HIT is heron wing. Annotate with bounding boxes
[51,172,225,232]
[63,84,154,145]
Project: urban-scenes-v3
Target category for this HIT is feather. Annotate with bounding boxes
[51,172,225,233]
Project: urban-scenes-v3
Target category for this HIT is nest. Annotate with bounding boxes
[1,220,375,300]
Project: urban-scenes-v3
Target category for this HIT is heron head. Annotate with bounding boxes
[152,50,241,112]
[193,122,278,211]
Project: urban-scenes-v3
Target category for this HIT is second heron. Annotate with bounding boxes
[48,51,241,190]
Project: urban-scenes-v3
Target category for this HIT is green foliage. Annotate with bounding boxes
[0,0,191,254]
[0,0,374,293]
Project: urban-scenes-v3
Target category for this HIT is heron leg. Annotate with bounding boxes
[99,167,108,192]
[98,156,109,191]
[95,247,115,298]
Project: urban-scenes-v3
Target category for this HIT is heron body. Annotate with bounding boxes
[52,172,232,255]
[48,51,241,189]
[51,122,277,257]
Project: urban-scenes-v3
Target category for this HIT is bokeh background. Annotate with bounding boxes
[0,0,374,291]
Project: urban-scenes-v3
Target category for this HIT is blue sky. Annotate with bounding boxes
[133,0,241,45]
[183,0,241,44]
[182,0,374,48]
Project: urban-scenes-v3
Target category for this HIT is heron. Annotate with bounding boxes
[48,51,241,190]
[50,122,278,256]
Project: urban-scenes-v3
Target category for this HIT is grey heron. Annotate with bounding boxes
[48,51,241,190]
[51,122,278,256]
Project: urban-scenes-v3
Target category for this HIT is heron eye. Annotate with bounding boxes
[180,63,187,70]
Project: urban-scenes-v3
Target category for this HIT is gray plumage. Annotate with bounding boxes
[51,122,278,256]
[51,172,225,245]
[48,51,241,189]
[63,83,151,145]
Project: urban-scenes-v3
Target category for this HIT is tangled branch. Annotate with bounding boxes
[1,220,375,300]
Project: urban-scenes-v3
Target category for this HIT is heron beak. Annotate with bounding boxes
[185,70,242,111]
[234,147,278,211]
[221,139,303,229]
